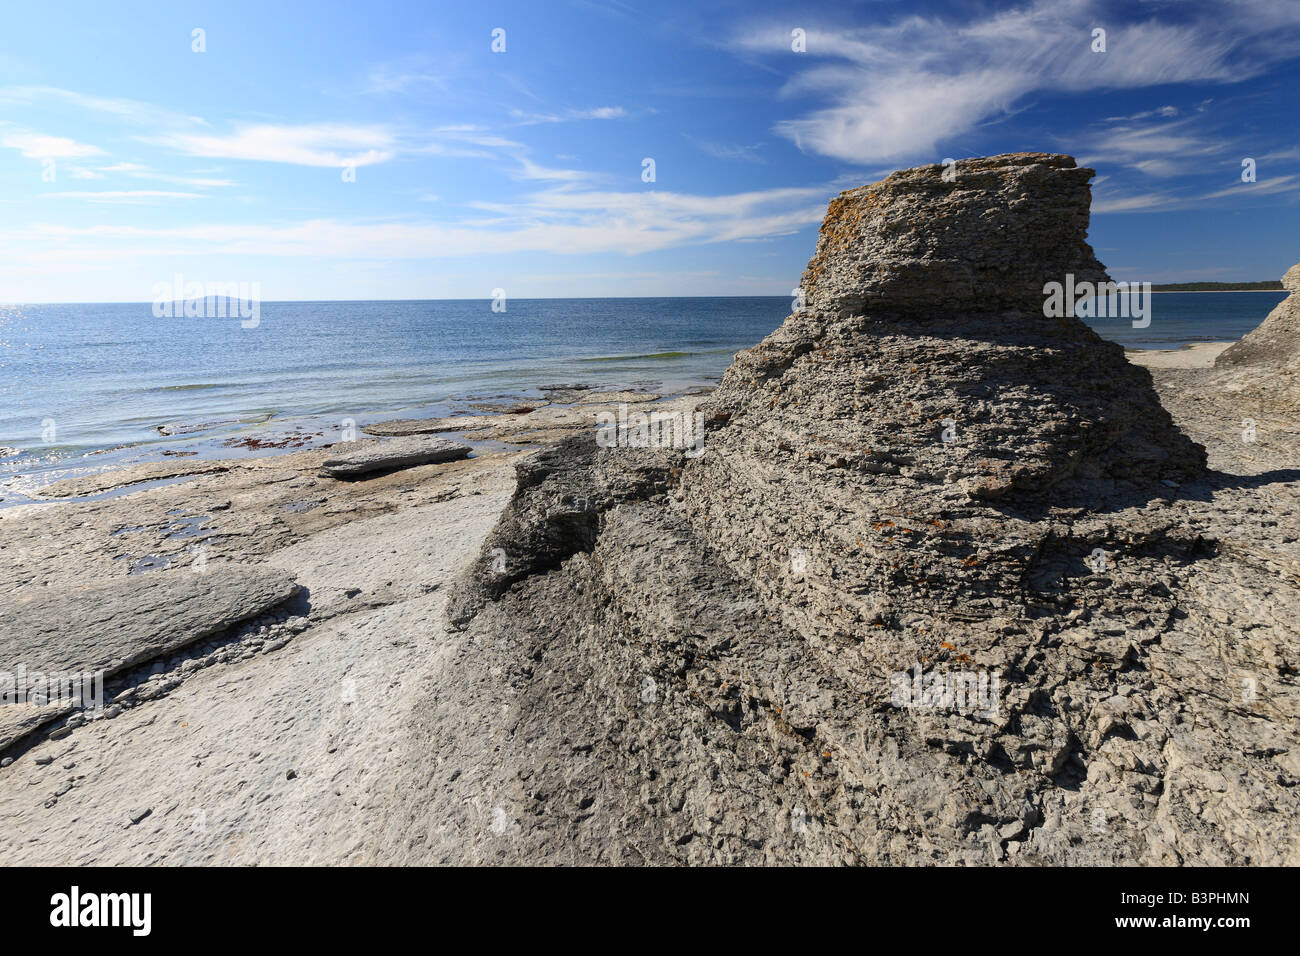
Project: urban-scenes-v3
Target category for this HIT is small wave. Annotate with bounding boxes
[156,413,273,436]
[579,351,693,363]
[0,444,87,466]
[157,383,236,392]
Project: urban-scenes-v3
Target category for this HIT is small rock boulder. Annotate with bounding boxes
[319,436,471,479]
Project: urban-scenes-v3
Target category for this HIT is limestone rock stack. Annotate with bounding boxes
[682,153,1206,664]
[1214,262,1300,413]
[386,155,1300,866]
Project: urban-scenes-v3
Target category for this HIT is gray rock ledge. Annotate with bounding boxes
[319,437,471,478]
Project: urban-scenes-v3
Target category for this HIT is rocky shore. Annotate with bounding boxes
[2,154,1295,866]
[378,154,1298,865]
[1213,262,1300,413]
[0,391,691,863]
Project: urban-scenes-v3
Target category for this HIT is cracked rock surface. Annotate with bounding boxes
[0,446,515,863]
[380,154,1300,865]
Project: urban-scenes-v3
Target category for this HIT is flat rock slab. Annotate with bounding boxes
[319,437,471,478]
[362,412,588,437]
[363,397,704,443]
[0,703,76,758]
[0,565,299,751]
[362,417,480,437]
[575,391,661,405]
[37,461,231,499]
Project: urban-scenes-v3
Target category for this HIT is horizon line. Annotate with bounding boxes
[5,287,1287,307]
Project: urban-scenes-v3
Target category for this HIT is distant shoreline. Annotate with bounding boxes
[1149,282,1283,292]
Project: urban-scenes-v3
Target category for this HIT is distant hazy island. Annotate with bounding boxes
[1151,280,1284,291]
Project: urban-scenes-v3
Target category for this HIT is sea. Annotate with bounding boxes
[0,292,1286,505]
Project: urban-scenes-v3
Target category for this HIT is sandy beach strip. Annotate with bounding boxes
[1124,340,1233,369]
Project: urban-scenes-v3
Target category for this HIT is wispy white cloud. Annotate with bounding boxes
[7,78,608,182]
[1259,147,1300,162]
[1202,172,1300,199]
[508,106,627,124]
[513,157,590,182]
[110,163,234,188]
[364,67,447,95]
[39,190,204,203]
[691,138,765,162]
[5,184,829,259]
[71,161,236,188]
[1091,191,1182,214]
[1076,116,1226,177]
[1103,105,1180,123]
[148,123,395,167]
[416,125,592,181]
[1093,171,1300,213]
[735,0,1300,164]
[0,85,204,127]
[0,85,382,173]
[0,127,103,158]
[148,123,395,168]
[413,126,525,159]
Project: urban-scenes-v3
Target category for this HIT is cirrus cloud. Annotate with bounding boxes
[737,0,1300,164]
[0,127,104,159]
[148,123,396,168]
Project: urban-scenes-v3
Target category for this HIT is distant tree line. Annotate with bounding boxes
[1150,281,1284,291]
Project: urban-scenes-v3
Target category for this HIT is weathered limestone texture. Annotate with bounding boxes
[1214,262,1300,413]
[386,155,1298,865]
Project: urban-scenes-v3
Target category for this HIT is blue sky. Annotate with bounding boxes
[2,0,1298,302]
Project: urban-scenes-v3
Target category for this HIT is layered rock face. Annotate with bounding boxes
[1214,262,1300,412]
[683,154,1205,660]
[798,153,1108,317]
[388,154,1299,865]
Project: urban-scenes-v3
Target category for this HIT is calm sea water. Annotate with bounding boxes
[0,292,1285,498]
